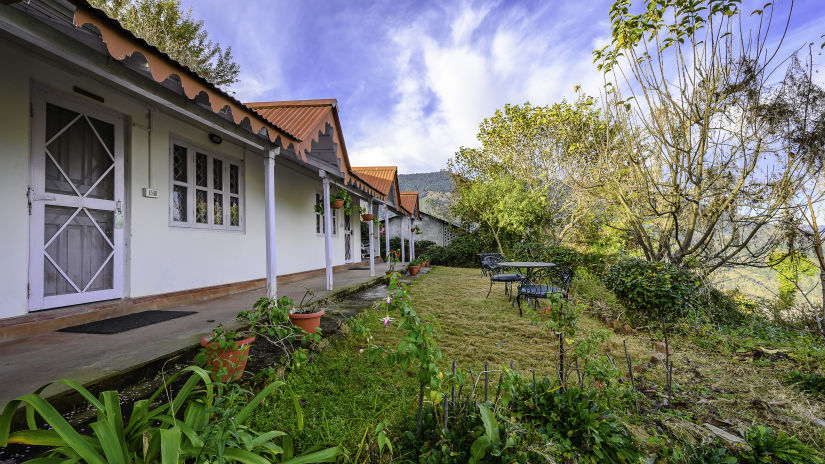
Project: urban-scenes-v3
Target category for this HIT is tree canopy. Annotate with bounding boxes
[89,0,240,87]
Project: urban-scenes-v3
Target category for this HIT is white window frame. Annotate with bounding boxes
[169,137,244,232]
[314,191,337,236]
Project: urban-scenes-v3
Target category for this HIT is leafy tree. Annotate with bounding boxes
[89,0,240,87]
[449,175,543,253]
[448,99,611,249]
[586,0,822,273]
[767,250,816,311]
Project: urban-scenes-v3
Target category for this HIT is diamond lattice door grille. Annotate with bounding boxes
[42,103,117,296]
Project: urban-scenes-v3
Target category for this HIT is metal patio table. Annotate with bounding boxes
[492,261,556,281]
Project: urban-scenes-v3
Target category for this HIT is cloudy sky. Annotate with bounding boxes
[180,0,825,173]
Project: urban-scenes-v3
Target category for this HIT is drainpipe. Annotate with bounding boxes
[369,197,375,277]
[264,146,279,298]
[321,170,333,290]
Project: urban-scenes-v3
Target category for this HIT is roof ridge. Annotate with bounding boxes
[245,99,337,109]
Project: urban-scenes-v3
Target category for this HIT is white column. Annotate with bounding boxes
[368,197,375,276]
[321,171,333,290]
[400,214,406,263]
[384,202,390,265]
[264,147,279,298]
[409,216,414,261]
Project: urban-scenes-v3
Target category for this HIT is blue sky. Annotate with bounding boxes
[181,0,825,173]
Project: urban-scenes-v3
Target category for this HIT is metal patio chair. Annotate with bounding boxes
[485,256,524,299]
[514,265,573,316]
[480,253,504,276]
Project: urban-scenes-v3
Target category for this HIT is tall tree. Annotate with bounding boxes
[586,0,820,273]
[448,99,609,248]
[89,0,240,87]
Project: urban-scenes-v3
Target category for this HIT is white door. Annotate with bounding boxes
[344,212,353,263]
[28,88,125,311]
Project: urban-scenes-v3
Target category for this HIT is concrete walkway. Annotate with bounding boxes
[0,265,391,405]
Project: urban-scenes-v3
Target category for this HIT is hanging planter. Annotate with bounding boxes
[332,199,345,209]
[361,213,374,221]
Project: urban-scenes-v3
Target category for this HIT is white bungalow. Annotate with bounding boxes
[349,166,419,263]
[0,0,386,327]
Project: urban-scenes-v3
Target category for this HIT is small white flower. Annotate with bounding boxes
[359,348,364,354]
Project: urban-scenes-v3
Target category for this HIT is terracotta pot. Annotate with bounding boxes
[409,265,420,275]
[332,199,345,209]
[361,213,374,221]
[289,308,325,334]
[411,227,416,232]
[200,336,255,382]
[423,260,430,267]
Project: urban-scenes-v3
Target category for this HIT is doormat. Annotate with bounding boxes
[58,310,197,334]
[348,267,371,270]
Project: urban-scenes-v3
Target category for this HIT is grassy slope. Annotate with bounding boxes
[250,267,825,455]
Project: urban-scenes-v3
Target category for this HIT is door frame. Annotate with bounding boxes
[28,84,126,311]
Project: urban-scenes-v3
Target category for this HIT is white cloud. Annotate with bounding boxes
[347,0,606,173]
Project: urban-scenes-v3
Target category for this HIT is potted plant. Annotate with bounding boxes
[198,295,321,381]
[331,190,346,209]
[360,206,373,221]
[287,288,325,334]
[199,325,255,382]
[421,253,431,267]
[409,257,423,275]
[413,225,422,234]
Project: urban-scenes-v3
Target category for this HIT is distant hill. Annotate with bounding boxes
[398,171,453,198]
[398,171,455,221]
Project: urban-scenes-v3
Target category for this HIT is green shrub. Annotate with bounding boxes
[0,367,342,463]
[742,425,823,464]
[509,377,644,464]
[427,233,492,267]
[786,371,825,397]
[671,440,738,464]
[604,258,700,322]
[511,242,616,276]
[415,239,436,250]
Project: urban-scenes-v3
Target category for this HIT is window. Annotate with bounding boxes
[314,192,337,235]
[170,139,243,230]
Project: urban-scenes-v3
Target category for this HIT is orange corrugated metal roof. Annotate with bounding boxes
[400,191,420,219]
[351,166,396,196]
[245,100,337,142]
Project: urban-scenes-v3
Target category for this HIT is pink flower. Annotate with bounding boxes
[386,296,392,304]
[380,227,385,234]
[381,315,394,328]
[359,348,364,354]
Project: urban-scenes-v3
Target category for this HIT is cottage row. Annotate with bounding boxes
[0,0,450,327]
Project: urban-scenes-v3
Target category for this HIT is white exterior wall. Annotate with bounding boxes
[387,214,450,246]
[0,40,360,320]
[273,162,361,276]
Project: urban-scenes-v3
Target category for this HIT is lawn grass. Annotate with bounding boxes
[249,266,825,456]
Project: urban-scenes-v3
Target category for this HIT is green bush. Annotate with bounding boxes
[509,377,644,464]
[604,258,700,322]
[427,233,492,267]
[786,371,825,397]
[511,242,616,276]
[416,239,436,250]
[742,425,823,464]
